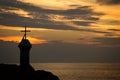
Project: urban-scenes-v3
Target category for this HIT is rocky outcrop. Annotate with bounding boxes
[0,64,59,80]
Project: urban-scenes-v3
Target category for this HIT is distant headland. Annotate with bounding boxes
[0,26,59,80]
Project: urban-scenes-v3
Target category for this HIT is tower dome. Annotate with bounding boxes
[18,39,32,50]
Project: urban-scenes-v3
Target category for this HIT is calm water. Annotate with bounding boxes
[31,63,120,80]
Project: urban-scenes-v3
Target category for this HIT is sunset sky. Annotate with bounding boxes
[0,0,120,63]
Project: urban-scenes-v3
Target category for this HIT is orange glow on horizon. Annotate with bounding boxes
[0,36,47,44]
[27,36,47,44]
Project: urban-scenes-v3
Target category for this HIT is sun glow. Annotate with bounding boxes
[0,36,47,44]
[27,36,47,44]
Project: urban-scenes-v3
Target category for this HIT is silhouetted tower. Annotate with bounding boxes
[18,26,31,66]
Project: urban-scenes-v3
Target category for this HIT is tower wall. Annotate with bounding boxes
[19,48,30,66]
[18,39,32,66]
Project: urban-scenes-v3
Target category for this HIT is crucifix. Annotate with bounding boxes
[21,26,31,39]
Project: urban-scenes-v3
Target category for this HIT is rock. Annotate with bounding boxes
[0,64,60,80]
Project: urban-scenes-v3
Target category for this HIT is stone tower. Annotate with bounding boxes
[18,26,31,66]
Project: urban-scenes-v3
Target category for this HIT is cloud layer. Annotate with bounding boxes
[97,0,120,5]
[0,0,103,31]
[0,40,120,63]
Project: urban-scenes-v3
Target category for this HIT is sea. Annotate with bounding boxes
[31,63,120,80]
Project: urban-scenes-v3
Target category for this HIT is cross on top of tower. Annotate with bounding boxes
[21,26,31,39]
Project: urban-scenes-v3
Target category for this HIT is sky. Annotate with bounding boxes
[0,0,120,63]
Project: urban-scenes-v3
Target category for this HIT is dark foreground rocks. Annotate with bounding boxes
[0,64,59,80]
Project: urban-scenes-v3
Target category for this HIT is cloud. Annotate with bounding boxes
[108,20,120,25]
[99,19,120,25]
[108,29,120,32]
[97,0,120,5]
[0,9,77,30]
[0,0,103,31]
[0,40,120,63]
[0,40,19,63]
[94,37,120,47]
[77,29,108,33]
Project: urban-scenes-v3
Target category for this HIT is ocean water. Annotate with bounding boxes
[31,63,120,80]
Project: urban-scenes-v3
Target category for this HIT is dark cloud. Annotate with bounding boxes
[77,29,109,33]
[97,0,120,5]
[101,20,120,25]
[0,0,103,31]
[108,20,120,25]
[0,12,78,30]
[73,21,95,26]
[0,40,19,63]
[95,37,120,46]
[0,40,120,63]
[108,29,120,32]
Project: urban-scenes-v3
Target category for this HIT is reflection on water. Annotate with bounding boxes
[31,63,120,80]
